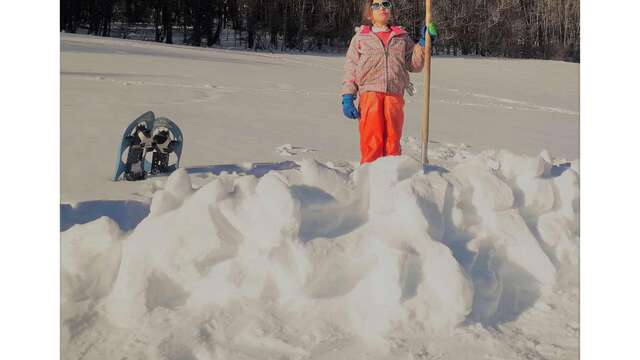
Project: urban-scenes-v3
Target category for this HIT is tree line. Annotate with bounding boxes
[60,0,579,62]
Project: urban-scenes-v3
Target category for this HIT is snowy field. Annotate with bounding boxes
[61,33,578,203]
[61,33,579,360]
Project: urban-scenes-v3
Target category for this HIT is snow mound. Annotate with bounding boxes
[61,151,579,359]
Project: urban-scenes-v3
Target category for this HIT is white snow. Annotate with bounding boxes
[276,144,317,157]
[62,151,579,359]
[60,33,579,203]
[61,33,579,359]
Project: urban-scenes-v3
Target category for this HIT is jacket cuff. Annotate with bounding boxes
[341,82,358,96]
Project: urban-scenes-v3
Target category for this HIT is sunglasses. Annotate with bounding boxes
[371,1,392,10]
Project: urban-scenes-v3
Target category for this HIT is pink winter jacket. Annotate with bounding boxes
[341,25,425,97]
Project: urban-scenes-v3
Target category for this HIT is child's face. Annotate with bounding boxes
[370,1,392,25]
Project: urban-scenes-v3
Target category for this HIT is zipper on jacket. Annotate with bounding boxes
[371,31,398,94]
[384,47,389,93]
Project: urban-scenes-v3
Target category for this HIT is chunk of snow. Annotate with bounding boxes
[62,152,579,355]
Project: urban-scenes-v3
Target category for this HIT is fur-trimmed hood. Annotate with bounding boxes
[354,25,408,35]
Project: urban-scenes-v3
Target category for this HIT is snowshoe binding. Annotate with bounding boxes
[124,122,154,181]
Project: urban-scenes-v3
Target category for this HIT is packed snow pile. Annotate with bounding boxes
[61,150,579,359]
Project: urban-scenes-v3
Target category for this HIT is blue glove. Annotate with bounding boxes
[419,22,438,47]
[341,94,360,119]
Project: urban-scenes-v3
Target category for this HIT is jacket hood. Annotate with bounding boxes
[354,25,408,35]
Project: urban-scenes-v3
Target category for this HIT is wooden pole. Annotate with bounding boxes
[421,0,432,170]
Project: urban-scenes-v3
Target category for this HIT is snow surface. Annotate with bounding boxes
[62,152,579,359]
[61,34,579,359]
[61,33,579,203]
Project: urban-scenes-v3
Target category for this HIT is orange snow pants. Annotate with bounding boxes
[358,91,405,164]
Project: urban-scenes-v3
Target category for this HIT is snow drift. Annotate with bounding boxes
[61,150,579,359]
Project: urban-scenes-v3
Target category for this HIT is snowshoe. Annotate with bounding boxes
[124,123,154,181]
[148,117,184,176]
[114,111,156,181]
[114,112,184,181]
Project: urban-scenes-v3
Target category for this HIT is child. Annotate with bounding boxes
[341,0,437,164]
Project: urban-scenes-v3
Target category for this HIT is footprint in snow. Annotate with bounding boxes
[276,144,317,157]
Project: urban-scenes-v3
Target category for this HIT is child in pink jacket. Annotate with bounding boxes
[341,0,437,164]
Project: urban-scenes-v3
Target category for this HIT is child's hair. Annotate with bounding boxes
[361,0,374,25]
[361,0,393,26]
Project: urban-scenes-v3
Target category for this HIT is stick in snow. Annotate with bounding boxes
[421,0,433,172]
